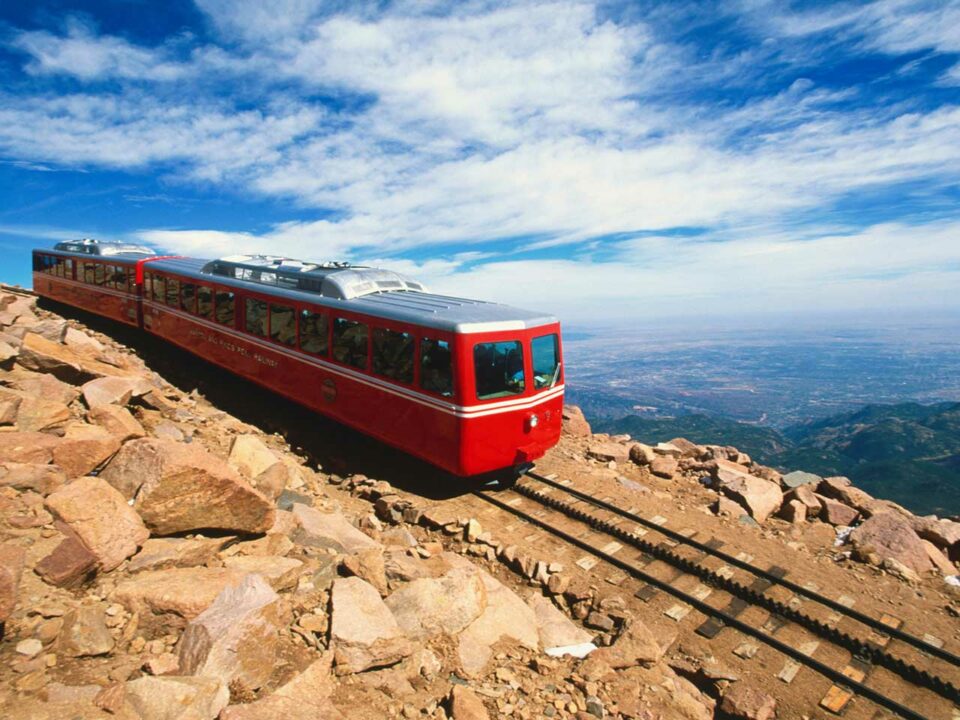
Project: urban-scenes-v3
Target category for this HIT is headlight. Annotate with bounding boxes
[528,413,539,429]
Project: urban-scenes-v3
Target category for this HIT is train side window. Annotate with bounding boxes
[115,266,129,292]
[373,328,414,384]
[299,310,328,356]
[215,291,235,326]
[531,334,561,390]
[103,265,114,288]
[181,282,197,313]
[245,298,268,337]
[474,341,525,399]
[197,286,213,319]
[63,259,74,279]
[143,273,152,298]
[94,264,106,286]
[153,275,165,303]
[165,277,180,307]
[332,318,368,370]
[270,304,296,346]
[420,338,453,397]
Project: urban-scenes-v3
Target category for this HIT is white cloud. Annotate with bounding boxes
[11,19,190,81]
[3,1,960,320]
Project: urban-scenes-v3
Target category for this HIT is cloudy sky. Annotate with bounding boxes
[1,0,958,321]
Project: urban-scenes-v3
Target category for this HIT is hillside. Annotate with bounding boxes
[2,289,959,720]
[598,402,960,517]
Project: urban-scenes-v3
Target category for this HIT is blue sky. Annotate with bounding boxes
[1,0,959,321]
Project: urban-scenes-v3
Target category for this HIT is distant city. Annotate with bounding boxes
[563,315,960,428]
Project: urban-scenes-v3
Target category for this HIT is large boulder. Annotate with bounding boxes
[449,685,489,720]
[58,603,115,657]
[112,567,248,619]
[99,437,167,499]
[81,376,140,409]
[8,372,80,405]
[586,441,630,464]
[713,462,782,523]
[385,566,487,638]
[911,516,960,552]
[127,536,234,573]
[87,405,146,442]
[0,389,71,433]
[849,513,933,574]
[526,593,593,652]
[124,676,229,720]
[219,653,343,720]
[818,496,860,526]
[0,431,61,465]
[720,683,776,720]
[0,389,21,425]
[0,543,26,624]
[0,462,66,496]
[561,405,592,437]
[781,470,821,489]
[589,618,669,669]
[16,332,88,382]
[179,574,280,690]
[229,435,280,479]
[292,503,380,554]
[330,577,413,674]
[100,438,275,535]
[222,555,303,591]
[457,566,539,677]
[45,476,149,572]
[35,533,98,587]
[51,425,122,478]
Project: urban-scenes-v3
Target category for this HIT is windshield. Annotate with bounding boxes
[532,333,561,390]
[474,340,525,399]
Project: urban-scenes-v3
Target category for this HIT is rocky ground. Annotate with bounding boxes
[0,288,958,720]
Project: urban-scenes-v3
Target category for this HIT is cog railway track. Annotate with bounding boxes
[473,470,960,720]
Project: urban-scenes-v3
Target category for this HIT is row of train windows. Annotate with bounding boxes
[144,274,453,397]
[34,254,134,292]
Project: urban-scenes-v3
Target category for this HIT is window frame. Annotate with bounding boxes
[180,281,198,314]
[197,285,214,320]
[419,336,455,399]
[372,325,415,386]
[164,276,180,307]
[214,287,236,327]
[472,339,527,401]
[269,302,297,347]
[531,332,562,392]
[331,315,370,372]
[297,306,330,357]
[244,295,269,338]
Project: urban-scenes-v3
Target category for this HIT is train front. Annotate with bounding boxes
[454,321,564,477]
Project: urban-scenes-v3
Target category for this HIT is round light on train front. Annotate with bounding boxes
[528,413,539,429]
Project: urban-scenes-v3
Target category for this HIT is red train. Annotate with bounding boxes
[31,239,564,477]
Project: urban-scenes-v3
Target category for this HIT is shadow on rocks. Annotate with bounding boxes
[39,298,498,501]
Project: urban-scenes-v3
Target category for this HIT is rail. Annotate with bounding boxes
[470,471,960,720]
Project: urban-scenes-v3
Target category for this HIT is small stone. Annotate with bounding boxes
[449,685,489,720]
[16,638,43,657]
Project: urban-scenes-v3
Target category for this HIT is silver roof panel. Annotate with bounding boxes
[146,256,557,333]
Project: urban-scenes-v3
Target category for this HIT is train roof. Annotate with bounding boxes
[49,238,156,259]
[146,256,558,334]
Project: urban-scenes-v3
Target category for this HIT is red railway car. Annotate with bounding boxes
[32,241,564,477]
[31,238,159,327]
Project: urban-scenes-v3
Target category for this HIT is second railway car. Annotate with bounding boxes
[31,241,564,477]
